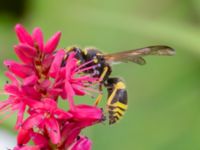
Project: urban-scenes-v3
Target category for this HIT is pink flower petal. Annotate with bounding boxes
[61,123,82,148]
[71,105,103,122]
[64,81,75,98]
[4,60,33,78]
[23,114,44,129]
[44,32,61,53]
[15,48,32,64]
[31,132,49,148]
[42,54,54,69]
[65,53,77,79]
[45,118,60,144]
[0,99,11,111]
[16,44,37,56]
[4,84,20,95]
[5,71,19,86]
[32,27,44,51]
[71,84,85,96]
[21,86,41,100]
[25,99,44,112]
[64,81,75,110]
[23,74,38,86]
[37,79,51,90]
[15,103,26,129]
[49,49,65,77]
[48,88,62,97]
[15,24,34,46]
[70,136,92,150]
[14,44,37,63]
[42,98,57,110]
[17,128,31,145]
[13,145,40,150]
[53,109,73,120]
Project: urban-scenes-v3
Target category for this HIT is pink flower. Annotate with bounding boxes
[0,24,104,150]
[1,24,62,128]
[23,98,72,144]
[60,105,103,149]
[15,104,103,149]
[6,24,61,81]
[17,128,50,149]
[0,72,27,129]
[15,24,61,55]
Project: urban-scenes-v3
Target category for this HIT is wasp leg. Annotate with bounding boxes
[105,78,128,124]
[94,65,111,106]
[94,85,103,106]
[94,93,103,106]
[99,66,109,82]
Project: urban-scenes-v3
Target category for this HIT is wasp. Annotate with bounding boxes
[62,45,175,124]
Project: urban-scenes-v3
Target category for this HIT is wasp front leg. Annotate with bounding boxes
[105,78,128,124]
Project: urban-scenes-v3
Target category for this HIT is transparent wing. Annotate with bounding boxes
[104,45,175,65]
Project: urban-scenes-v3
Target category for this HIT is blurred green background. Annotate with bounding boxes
[0,0,200,149]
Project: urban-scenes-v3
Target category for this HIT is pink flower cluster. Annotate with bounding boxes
[0,24,104,150]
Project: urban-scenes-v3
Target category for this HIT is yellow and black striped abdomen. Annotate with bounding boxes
[106,79,128,124]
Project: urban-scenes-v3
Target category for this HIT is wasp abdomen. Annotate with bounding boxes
[106,78,128,124]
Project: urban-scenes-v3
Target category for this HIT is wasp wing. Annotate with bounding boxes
[104,45,175,65]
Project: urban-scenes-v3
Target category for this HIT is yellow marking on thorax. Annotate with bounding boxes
[83,49,88,55]
[115,81,126,89]
[65,46,75,52]
[93,58,98,63]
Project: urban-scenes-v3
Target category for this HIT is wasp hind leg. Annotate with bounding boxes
[94,66,111,106]
[94,85,103,106]
[105,77,128,124]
